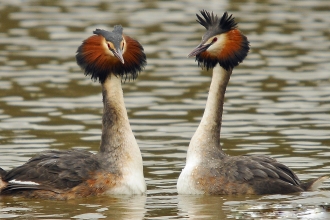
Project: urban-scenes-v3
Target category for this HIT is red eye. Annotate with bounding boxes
[212,37,218,43]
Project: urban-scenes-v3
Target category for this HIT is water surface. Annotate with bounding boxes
[0,0,330,219]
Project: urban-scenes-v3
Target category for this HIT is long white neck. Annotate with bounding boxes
[186,65,231,162]
[98,75,145,194]
[99,75,134,154]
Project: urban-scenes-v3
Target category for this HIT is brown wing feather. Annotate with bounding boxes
[1,150,101,193]
[203,155,304,194]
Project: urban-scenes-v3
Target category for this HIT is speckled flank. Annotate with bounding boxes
[194,175,256,195]
[0,179,7,190]
[1,172,120,200]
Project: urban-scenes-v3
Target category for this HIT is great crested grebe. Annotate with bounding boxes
[177,10,328,195]
[0,25,147,199]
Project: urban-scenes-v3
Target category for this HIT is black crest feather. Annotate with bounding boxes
[197,10,237,34]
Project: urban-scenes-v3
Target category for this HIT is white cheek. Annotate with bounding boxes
[102,40,115,57]
[106,49,115,57]
[206,34,227,55]
[122,39,127,54]
[107,50,115,57]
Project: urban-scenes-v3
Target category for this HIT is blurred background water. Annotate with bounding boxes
[0,0,330,219]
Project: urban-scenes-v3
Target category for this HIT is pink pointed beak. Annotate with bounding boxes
[188,43,211,57]
[113,48,124,64]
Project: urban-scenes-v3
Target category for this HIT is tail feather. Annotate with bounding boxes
[301,175,329,191]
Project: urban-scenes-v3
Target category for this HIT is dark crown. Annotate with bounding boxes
[93,26,123,44]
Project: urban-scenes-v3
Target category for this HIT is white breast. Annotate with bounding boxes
[177,156,204,195]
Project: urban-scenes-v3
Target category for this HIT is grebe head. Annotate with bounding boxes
[76,25,146,83]
[188,10,250,71]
